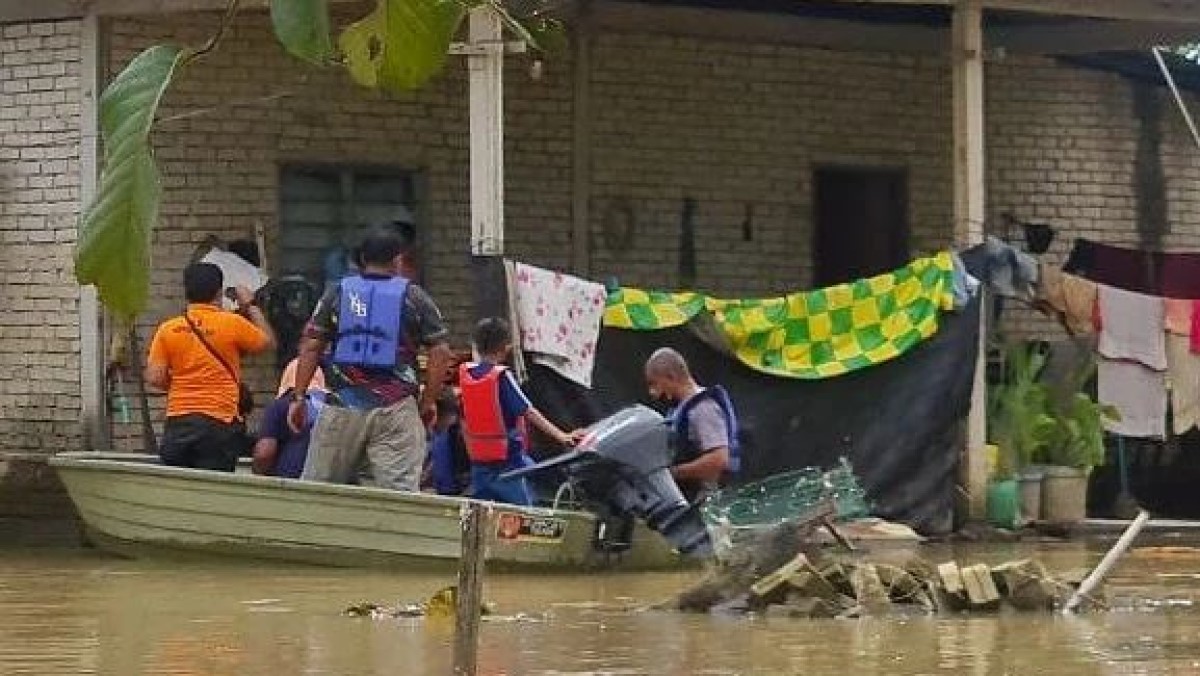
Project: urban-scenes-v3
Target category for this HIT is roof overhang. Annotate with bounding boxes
[1,0,1196,62]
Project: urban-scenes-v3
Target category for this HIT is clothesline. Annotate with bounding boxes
[1039,250,1200,439]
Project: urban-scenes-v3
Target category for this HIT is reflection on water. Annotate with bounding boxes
[2,543,1200,675]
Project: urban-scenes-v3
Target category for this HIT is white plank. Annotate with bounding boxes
[468,5,505,256]
[952,0,989,520]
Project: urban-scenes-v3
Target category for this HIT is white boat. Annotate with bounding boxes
[49,452,687,571]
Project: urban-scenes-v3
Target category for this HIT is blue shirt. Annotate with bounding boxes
[466,362,532,464]
[259,391,322,478]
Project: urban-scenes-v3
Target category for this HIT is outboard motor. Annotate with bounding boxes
[503,405,712,558]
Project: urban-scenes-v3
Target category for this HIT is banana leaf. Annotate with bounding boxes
[74,45,189,325]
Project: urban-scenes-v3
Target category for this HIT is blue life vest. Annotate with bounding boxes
[332,275,408,369]
[669,385,741,475]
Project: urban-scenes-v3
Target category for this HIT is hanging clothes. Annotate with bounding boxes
[1038,265,1098,335]
[511,262,608,389]
[1167,334,1200,435]
[950,252,981,310]
[1191,302,1200,354]
[1096,284,1167,370]
[1064,238,1200,299]
[1164,298,1194,336]
[1098,357,1167,439]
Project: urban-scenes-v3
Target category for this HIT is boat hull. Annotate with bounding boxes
[49,453,686,571]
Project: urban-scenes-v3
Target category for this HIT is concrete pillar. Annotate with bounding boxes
[952,0,989,520]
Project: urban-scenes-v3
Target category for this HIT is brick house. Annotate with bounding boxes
[2,0,1199,521]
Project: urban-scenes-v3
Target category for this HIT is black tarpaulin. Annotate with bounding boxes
[522,295,981,536]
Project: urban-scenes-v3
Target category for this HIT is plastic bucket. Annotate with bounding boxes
[1041,465,1088,524]
[986,479,1020,530]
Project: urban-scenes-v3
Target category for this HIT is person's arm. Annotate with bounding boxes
[287,336,327,432]
[407,285,452,425]
[252,438,279,476]
[525,407,574,447]
[144,326,170,391]
[671,447,730,483]
[233,285,276,353]
[288,288,337,432]
[420,342,452,424]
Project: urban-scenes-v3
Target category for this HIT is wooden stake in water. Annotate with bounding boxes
[1062,509,1151,614]
[454,502,486,675]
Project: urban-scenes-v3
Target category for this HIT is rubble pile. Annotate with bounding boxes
[669,524,1101,618]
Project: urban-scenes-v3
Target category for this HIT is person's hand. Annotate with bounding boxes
[233,285,256,310]
[287,398,307,433]
[554,430,576,447]
[568,429,589,445]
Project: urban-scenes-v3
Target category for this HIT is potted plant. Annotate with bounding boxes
[987,343,1055,527]
[1038,357,1119,524]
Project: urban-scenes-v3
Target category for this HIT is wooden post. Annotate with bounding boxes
[79,12,108,451]
[952,0,989,521]
[468,5,505,257]
[453,502,487,675]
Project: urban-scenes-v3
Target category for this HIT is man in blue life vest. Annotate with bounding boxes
[287,225,453,491]
[458,318,580,506]
[644,347,740,504]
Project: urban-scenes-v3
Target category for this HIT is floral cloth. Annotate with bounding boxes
[512,262,608,388]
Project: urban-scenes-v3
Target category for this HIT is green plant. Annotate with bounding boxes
[988,342,1055,479]
[1039,356,1119,470]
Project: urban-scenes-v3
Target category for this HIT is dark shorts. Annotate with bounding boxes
[159,414,248,472]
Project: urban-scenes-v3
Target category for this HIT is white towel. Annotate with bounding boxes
[1097,284,1166,370]
[1098,357,1166,439]
[200,248,269,312]
[511,262,608,388]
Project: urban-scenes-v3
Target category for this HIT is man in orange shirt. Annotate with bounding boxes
[145,262,275,471]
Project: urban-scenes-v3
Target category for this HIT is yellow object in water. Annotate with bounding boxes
[424,586,457,618]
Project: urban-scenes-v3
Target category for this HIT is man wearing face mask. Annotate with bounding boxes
[643,347,741,504]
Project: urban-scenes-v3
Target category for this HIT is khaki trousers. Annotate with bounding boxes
[301,397,424,492]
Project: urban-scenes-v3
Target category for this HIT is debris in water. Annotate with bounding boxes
[343,586,496,620]
[667,520,1103,617]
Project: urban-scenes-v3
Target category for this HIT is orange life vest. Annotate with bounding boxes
[458,363,512,464]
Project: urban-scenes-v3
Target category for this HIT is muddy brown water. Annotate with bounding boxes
[3,542,1200,675]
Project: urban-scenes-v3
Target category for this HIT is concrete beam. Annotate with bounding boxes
[5,0,1200,26]
[592,1,948,53]
[819,0,1200,25]
[991,19,1200,55]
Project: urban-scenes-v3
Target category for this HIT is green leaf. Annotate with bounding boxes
[339,0,467,91]
[271,0,335,65]
[75,45,190,324]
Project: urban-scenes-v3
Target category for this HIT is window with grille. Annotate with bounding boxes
[277,165,420,286]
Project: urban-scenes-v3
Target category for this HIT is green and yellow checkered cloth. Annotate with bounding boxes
[603,252,956,379]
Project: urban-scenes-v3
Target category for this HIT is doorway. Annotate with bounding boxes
[813,166,910,287]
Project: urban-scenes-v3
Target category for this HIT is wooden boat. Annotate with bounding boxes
[49,452,688,571]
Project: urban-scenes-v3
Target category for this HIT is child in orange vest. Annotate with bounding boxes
[458,318,579,506]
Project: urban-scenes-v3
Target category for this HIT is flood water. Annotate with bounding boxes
[3,542,1200,675]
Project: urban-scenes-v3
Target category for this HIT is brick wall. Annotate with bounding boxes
[987,55,1200,340]
[588,35,954,295]
[0,21,83,459]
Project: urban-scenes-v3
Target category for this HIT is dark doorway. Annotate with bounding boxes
[813,167,909,287]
